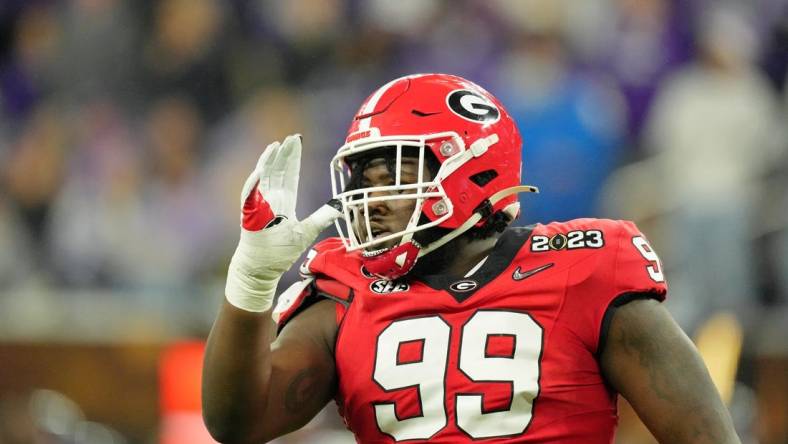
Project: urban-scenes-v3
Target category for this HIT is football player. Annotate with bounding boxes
[202,74,740,443]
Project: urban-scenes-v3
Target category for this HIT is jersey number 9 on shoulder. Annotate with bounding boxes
[373,311,542,440]
[632,236,665,283]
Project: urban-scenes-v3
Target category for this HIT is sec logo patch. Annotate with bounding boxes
[370,280,410,294]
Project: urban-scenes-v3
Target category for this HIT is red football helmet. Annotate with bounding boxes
[330,73,537,279]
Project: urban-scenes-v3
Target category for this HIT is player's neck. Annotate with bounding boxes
[411,234,501,279]
[450,235,500,276]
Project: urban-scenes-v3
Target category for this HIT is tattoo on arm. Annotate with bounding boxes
[617,311,680,403]
[284,367,324,414]
[605,300,739,444]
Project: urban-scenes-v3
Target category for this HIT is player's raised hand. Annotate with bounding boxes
[226,135,341,312]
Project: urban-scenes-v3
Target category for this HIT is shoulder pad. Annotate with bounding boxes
[535,218,621,235]
[540,218,667,296]
[299,236,367,283]
[547,218,667,353]
[272,278,314,325]
[612,219,669,296]
[299,237,345,277]
[314,277,353,302]
[527,218,620,254]
[272,276,354,328]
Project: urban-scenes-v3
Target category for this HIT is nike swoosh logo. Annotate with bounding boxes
[512,263,554,281]
[411,110,441,117]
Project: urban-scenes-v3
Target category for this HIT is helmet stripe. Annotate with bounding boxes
[357,74,430,131]
[358,77,401,131]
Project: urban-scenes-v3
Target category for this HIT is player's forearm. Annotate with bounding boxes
[636,347,740,444]
[203,136,340,442]
[202,299,277,443]
[647,403,740,444]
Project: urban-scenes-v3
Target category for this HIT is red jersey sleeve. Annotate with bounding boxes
[613,220,669,298]
[274,237,358,329]
[594,220,669,354]
[559,219,668,355]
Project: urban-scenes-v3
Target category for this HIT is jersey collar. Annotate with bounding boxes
[415,225,534,303]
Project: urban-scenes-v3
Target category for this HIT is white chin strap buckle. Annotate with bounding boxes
[469,134,498,157]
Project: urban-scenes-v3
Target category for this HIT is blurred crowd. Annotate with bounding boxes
[0,0,788,441]
[1,0,788,353]
[0,0,784,328]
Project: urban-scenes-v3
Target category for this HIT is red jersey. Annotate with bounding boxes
[274,219,667,443]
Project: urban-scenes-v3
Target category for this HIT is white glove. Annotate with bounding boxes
[225,134,340,312]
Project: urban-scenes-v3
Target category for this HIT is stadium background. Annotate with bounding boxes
[0,0,787,443]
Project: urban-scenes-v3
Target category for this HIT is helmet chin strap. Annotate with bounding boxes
[417,185,538,258]
[362,185,538,280]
